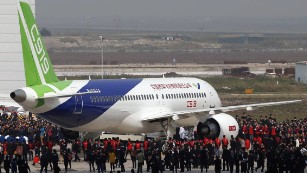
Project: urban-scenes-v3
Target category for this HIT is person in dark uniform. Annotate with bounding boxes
[185,146,192,171]
[0,151,4,173]
[63,150,69,173]
[164,149,171,170]
[214,156,221,173]
[192,145,199,169]
[51,149,60,173]
[200,146,209,173]
[228,149,235,173]
[11,158,17,173]
[171,147,179,173]
[88,149,96,172]
[149,150,159,173]
[3,155,10,173]
[40,151,48,173]
[230,135,236,151]
[46,150,53,171]
[119,143,126,172]
[247,150,255,173]
[241,152,248,173]
[234,151,241,173]
[72,139,81,162]
[18,160,30,173]
[222,148,229,171]
[95,152,104,173]
[179,147,185,172]
[255,149,265,172]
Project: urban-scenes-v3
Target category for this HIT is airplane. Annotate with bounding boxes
[9,2,301,140]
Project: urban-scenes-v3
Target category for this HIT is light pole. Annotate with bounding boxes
[99,36,104,79]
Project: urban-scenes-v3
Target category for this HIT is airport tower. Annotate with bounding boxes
[0,0,35,102]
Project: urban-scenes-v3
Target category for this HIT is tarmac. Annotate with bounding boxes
[23,145,269,173]
[28,158,226,173]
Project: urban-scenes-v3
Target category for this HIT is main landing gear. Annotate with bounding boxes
[160,118,176,138]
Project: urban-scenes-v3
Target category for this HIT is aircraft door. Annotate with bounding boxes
[209,91,215,108]
[159,93,165,105]
[156,93,160,105]
[71,87,83,114]
[74,95,83,114]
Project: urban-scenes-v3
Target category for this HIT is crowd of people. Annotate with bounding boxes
[0,108,306,173]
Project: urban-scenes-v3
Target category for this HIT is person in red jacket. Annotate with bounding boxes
[245,138,251,153]
[135,140,141,150]
[82,139,88,161]
[249,124,254,141]
[222,135,229,149]
[203,137,210,146]
[126,139,133,158]
[262,124,269,138]
[256,136,262,145]
[143,139,148,151]
[214,138,221,156]
[255,124,261,135]
[47,140,53,152]
[271,125,277,137]
[242,124,247,139]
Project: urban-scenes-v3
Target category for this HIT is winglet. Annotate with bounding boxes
[18,2,59,87]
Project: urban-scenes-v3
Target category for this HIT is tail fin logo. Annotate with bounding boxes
[18,2,59,86]
[30,24,49,74]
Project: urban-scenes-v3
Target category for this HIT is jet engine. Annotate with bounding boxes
[197,113,239,139]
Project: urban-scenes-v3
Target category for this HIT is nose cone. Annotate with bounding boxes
[10,89,27,103]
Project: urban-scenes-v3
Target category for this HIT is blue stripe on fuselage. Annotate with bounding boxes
[38,79,142,128]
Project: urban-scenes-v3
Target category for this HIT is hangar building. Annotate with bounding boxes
[0,0,35,102]
[295,61,307,84]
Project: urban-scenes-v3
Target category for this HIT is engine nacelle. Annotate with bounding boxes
[197,113,239,139]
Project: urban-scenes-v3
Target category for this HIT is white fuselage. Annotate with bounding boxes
[16,78,222,134]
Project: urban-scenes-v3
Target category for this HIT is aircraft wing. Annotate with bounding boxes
[142,100,301,122]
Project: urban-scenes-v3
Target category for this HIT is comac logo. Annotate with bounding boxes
[30,24,49,74]
[229,126,236,131]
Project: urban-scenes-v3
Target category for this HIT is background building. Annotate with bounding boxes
[0,0,35,102]
[295,61,307,84]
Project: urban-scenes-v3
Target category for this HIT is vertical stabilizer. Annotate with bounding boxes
[18,2,58,86]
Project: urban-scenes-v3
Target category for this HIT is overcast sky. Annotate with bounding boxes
[36,0,307,33]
